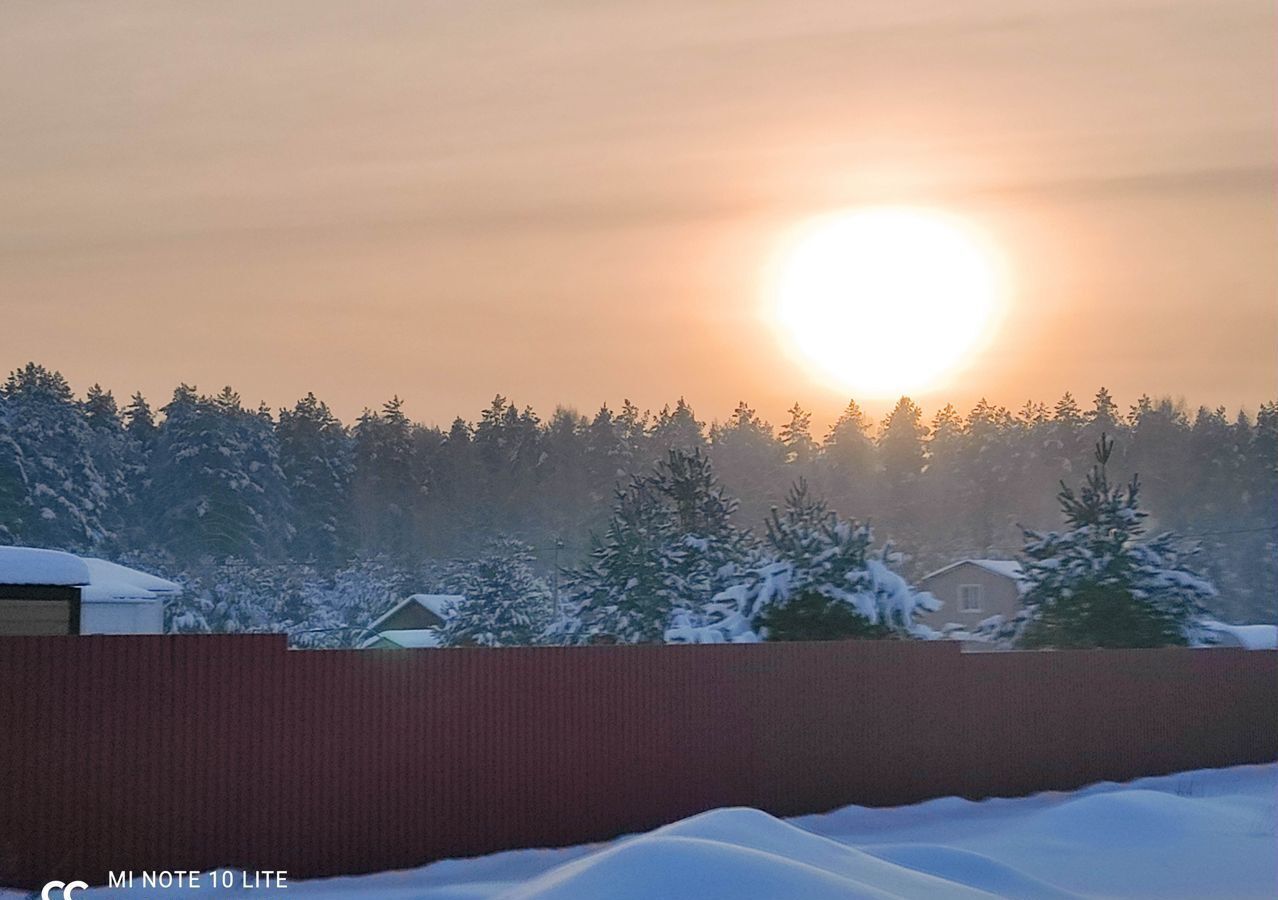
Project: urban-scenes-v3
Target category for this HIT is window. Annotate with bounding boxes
[958,584,983,613]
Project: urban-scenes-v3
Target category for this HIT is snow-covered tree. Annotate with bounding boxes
[556,448,754,644]
[165,554,407,647]
[82,383,135,543]
[277,393,352,565]
[0,363,110,549]
[724,480,937,641]
[1018,434,1216,648]
[443,538,552,646]
[351,397,420,558]
[147,385,293,561]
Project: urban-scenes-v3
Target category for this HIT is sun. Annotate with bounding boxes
[766,207,1007,398]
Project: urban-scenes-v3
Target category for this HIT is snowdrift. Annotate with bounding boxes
[9,764,1274,899]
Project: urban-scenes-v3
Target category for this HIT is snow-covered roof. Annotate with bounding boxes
[1201,620,1278,651]
[920,559,1025,583]
[0,546,90,586]
[80,558,181,603]
[0,548,181,604]
[366,593,461,633]
[359,628,444,649]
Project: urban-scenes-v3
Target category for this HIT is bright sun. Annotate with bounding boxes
[768,207,1007,398]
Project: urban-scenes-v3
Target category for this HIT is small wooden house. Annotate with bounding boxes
[359,594,460,649]
[917,559,1025,631]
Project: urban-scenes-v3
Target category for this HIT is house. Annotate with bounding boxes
[917,559,1025,631]
[359,593,460,649]
[0,547,179,635]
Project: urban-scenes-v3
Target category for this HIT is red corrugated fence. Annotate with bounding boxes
[0,636,1274,888]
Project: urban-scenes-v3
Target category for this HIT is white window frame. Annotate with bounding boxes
[958,583,983,613]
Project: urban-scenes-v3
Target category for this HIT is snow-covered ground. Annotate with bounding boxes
[11,764,1275,899]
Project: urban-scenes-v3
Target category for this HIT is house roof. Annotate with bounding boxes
[0,548,181,602]
[359,628,444,650]
[365,593,461,634]
[80,558,181,603]
[0,546,91,586]
[1201,620,1278,650]
[920,559,1026,584]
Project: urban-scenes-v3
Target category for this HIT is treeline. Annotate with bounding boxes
[1,362,1274,623]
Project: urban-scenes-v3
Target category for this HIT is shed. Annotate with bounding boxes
[0,546,89,635]
[79,557,180,634]
[0,547,178,635]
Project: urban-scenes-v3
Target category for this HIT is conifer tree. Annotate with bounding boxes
[148,384,292,561]
[351,397,419,559]
[650,398,705,455]
[443,538,553,646]
[0,363,110,549]
[1018,434,1215,648]
[878,396,927,486]
[779,403,815,465]
[556,447,753,643]
[278,393,353,565]
[747,480,938,640]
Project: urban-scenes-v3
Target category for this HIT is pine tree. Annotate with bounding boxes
[823,400,873,468]
[148,385,292,561]
[746,480,939,640]
[351,397,419,559]
[556,476,675,643]
[0,363,110,549]
[878,396,927,486]
[779,403,815,465]
[277,393,353,565]
[443,538,553,646]
[0,391,27,544]
[556,448,753,643]
[650,398,705,455]
[123,391,157,445]
[708,401,783,525]
[1018,434,1216,648]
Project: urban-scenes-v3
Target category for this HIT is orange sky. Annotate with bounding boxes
[2,1,1275,429]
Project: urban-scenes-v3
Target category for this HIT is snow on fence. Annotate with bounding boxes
[0,635,1274,889]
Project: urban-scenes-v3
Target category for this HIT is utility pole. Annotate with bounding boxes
[552,536,565,623]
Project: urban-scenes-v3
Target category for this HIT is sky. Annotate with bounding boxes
[2,0,1275,430]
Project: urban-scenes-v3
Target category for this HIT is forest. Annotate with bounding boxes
[0,361,1274,643]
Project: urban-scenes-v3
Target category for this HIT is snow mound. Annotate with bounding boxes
[865,845,1081,899]
[501,808,991,900]
[13,765,1272,899]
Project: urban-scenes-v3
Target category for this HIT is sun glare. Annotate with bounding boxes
[767,207,1007,398]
